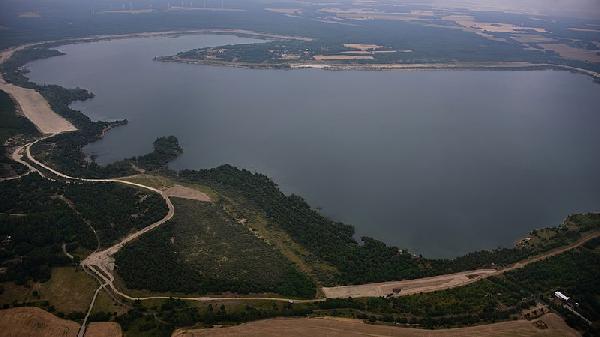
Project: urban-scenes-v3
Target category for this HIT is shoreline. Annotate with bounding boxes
[3,28,598,83]
[159,56,600,81]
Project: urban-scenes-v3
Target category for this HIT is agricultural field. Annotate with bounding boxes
[172,313,577,337]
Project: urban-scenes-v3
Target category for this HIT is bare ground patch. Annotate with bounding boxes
[100,9,156,14]
[540,43,600,63]
[265,8,303,15]
[163,184,212,202]
[172,313,578,337]
[0,48,76,135]
[443,15,546,33]
[84,322,123,337]
[322,269,497,298]
[0,81,76,134]
[343,43,383,51]
[314,55,374,61]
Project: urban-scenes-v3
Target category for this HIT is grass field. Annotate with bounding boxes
[38,267,96,314]
[0,267,97,314]
[0,266,123,317]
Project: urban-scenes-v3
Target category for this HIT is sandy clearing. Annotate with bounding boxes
[322,269,497,298]
[314,55,374,60]
[167,7,246,12]
[344,43,382,50]
[84,322,122,337]
[171,313,579,337]
[341,50,373,54]
[0,82,77,134]
[338,13,424,22]
[443,15,546,33]
[164,184,212,202]
[100,9,156,14]
[0,48,77,135]
[0,307,79,337]
[265,8,303,15]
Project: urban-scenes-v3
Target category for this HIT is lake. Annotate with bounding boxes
[26,34,600,257]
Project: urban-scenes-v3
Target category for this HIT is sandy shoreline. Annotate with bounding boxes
[0,46,77,135]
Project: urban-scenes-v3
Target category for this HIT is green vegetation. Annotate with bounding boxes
[316,238,600,335]
[133,136,183,172]
[179,165,600,286]
[63,183,168,247]
[116,298,312,337]
[0,168,169,283]
[116,198,315,298]
[0,175,95,284]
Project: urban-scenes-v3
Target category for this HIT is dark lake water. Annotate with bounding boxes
[26,34,600,257]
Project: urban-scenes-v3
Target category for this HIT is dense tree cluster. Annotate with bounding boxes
[134,136,183,171]
[0,173,169,283]
[64,182,168,247]
[0,175,96,283]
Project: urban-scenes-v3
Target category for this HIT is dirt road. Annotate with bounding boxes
[323,230,600,298]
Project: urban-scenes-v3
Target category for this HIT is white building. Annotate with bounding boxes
[554,291,569,301]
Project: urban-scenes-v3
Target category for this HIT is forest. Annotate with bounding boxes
[0,171,169,284]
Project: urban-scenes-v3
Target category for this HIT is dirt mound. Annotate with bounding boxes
[0,307,79,337]
[164,184,211,202]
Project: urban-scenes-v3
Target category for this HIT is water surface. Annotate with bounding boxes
[26,34,600,257]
